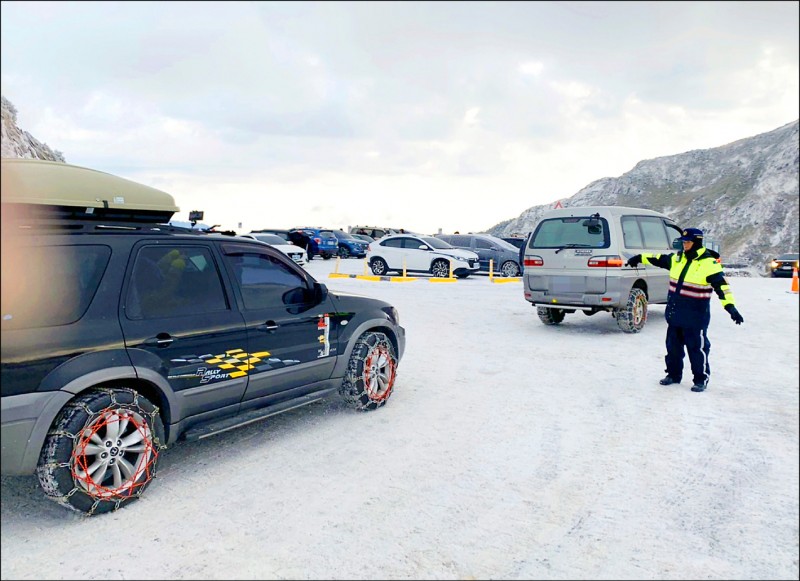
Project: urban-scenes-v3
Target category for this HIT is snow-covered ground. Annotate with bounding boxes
[2,258,798,580]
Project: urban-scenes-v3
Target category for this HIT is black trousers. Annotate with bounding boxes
[664,325,711,386]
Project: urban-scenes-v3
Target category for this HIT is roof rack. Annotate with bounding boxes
[1,158,179,224]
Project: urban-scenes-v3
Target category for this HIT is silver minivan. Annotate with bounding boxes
[522,206,683,332]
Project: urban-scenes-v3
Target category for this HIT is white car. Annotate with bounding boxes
[367,233,480,278]
[240,233,307,265]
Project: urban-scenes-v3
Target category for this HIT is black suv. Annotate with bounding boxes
[0,159,405,515]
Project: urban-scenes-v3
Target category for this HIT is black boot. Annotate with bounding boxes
[659,376,679,386]
[691,381,707,392]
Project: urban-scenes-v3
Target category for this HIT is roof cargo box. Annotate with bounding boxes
[1,158,179,223]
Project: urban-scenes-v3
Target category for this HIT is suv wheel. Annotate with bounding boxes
[431,259,451,278]
[615,287,647,333]
[370,257,388,275]
[338,246,350,258]
[537,307,566,325]
[36,387,165,515]
[340,332,397,411]
[500,261,521,277]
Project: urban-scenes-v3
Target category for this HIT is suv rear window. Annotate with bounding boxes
[530,217,610,249]
[1,244,111,330]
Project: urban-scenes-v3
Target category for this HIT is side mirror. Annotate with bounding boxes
[419,245,429,250]
[672,238,683,250]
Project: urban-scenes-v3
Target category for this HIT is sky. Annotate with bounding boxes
[1,1,798,235]
[1,258,798,580]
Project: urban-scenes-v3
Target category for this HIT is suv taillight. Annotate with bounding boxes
[524,256,543,267]
[588,256,623,267]
[314,237,321,244]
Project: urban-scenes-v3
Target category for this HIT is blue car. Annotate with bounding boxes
[332,230,369,258]
[288,227,340,260]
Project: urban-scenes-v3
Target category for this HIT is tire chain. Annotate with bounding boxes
[38,387,166,515]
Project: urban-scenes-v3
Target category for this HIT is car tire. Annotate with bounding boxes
[431,258,451,278]
[615,287,647,333]
[36,387,165,515]
[338,247,350,258]
[370,257,388,275]
[500,261,521,277]
[537,307,565,325]
[339,332,397,411]
[456,273,470,279]
[322,253,332,260]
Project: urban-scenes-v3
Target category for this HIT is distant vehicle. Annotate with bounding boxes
[436,233,522,277]
[351,233,375,244]
[767,253,799,277]
[349,225,407,240]
[249,228,292,243]
[501,236,527,250]
[522,206,683,333]
[288,228,339,260]
[240,233,308,265]
[367,233,479,278]
[331,230,369,258]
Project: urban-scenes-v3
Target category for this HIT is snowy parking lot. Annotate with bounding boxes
[2,257,798,580]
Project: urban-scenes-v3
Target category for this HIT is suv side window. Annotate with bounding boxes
[126,245,228,319]
[475,238,494,250]
[621,216,644,249]
[224,251,308,310]
[1,244,111,330]
[382,238,404,248]
[638,216,670,249]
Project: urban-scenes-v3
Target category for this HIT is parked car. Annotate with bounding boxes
[522,206,683,332]
[436,233,522,277]
[349,225,405,240]
[351,233,376,244]
[0,158,405,515]
[767,253,799,277]
[249,228,292,243]
[502,236,527,251]
[288,227,339,260]
[331,230,369,258]
[367,233,479,278]
[240,232,307,265]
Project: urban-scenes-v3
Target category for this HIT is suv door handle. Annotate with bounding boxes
[143,333,174,348]
[257,321,279,332]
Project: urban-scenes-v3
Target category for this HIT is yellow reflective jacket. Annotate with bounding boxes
[641,247,736,328]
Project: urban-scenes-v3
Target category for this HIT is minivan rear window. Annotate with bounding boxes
[530,217,610,249]
[1,244,111,330]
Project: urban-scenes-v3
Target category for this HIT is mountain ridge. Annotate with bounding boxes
[487,120,799,267]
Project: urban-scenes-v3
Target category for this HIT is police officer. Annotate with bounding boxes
[625,227,744,392]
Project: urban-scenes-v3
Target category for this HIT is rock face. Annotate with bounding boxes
[488,120,799,266]
[1,96,65,162]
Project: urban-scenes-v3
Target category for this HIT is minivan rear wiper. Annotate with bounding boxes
[554,243,593,254]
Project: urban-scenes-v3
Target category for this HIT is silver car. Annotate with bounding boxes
[522,206,683,332]
[436,233,522,277]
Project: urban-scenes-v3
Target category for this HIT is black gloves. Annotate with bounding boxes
[625,255,642,268]
[725,304,744,325]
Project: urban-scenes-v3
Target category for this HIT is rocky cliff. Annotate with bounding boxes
[488,120,799,266]
[1,96,65,162]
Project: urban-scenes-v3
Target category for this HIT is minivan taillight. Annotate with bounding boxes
[524,256,544,267]
[588,256,623,267]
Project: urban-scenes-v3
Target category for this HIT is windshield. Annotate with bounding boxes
[251,234,286,245]
[319,230,337,239]
[420,236,453,249]
[531,217,610,249]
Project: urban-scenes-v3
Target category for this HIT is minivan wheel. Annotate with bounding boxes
[339,332,397,411]
[500,261,521,277]
[370,257,388,275]
[616,287,648,333]
[537,307,566,325]
[36,387,164,515]
[431,259,451,278]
